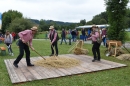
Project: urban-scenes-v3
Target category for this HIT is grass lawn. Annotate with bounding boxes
[0,40,130,86]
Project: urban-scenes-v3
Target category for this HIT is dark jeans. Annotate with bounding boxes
[60,37,67,44]
[69,38,71,45]
[72,35,76,42]
[6,43,13,53]
[92,41,101,60]
[82,35,86,41]
[14,40,31,65]
[102,37,106,46]
[51,41,58,55]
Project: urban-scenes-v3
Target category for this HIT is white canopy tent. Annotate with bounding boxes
[76,24,109,29]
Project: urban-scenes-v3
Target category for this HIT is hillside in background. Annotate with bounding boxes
[29,19,77,26]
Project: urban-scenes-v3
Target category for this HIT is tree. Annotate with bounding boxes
[79,19,86,25]
[39,19,48,31]
[92,16,101,24]
[8,18,37,33]
[90,11,108,24]
[99,19,107,24]
[126,8,130,27]
[2,10,23,33]
[86,21,93,25]
[126,18,130,28]
[105,0,129,42]
[100,12,108,23]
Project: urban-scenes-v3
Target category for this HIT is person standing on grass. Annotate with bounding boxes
[12,32,16,41]
[81,28,86,41]
[71,29,76,42]
[13,26,38,68]
[68,30,72,45]
[102,28,107,47]
[45,31,49,40]
[87,25,101,62]
[4,30,14,56]
[60,28,67,45]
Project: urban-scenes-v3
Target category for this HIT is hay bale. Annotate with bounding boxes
[34,56,80,68]
[116,54,130,60]
[109,48,124,56]
[73,47,82,55]
[81,49,89,55]
[73,47,89,55]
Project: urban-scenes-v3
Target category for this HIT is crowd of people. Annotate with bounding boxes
[45,26,107,47]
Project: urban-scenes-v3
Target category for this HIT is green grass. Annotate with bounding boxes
[0,40,130,86]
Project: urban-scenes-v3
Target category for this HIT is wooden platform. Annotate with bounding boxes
[4,54,127,84]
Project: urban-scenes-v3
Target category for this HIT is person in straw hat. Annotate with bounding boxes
[87,25,101,62]
[48,25,59,56]
[13,26,38,68]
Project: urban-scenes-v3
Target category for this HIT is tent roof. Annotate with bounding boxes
[76,24,109,29]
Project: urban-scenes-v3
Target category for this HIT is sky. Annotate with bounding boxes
[0,0,130,23]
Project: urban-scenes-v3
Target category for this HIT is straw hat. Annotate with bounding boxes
[102,28,106,30]
[49,26,54,29]
[92,24,97,28]
[31,26,38,31]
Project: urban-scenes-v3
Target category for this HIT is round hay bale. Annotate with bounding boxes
[116,54,130,60]
[34,56,80,68]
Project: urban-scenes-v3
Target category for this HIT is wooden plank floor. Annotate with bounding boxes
[4,54,127,84]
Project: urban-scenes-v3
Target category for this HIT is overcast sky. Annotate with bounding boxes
[0,0,130,23]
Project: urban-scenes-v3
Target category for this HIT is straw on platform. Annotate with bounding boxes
[34,56,80,68]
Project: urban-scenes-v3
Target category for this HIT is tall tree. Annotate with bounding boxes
[99,19,107,24]
[126,8,130,27]
[39,19,48,31]
[79,19,86,25]
[105,0,129,42]
[2,10,23,33]
[100,12,108,23]
[8,18,37,33]
[86,21,93,25]
[92,16,101,24]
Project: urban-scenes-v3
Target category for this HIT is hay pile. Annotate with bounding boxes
[73,47,89,55]
[34,56,80,68]
[109,48,124,56]
[116,54,130,60]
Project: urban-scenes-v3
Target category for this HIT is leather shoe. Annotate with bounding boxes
[13,62,18,68]
[92,59,96,62]
[27,64,34,66]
